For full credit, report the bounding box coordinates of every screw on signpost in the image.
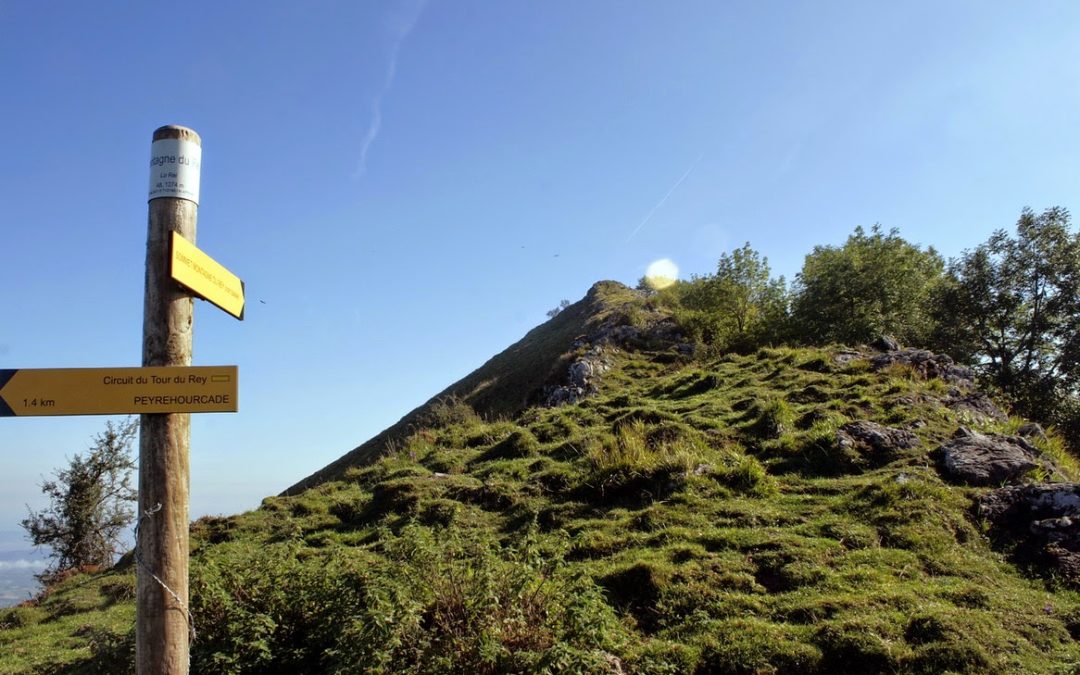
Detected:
[138,125,201,674]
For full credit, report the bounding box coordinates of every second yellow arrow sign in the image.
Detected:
[170,232,245,320]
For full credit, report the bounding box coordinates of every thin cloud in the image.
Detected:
[0,559,47,570]
[355,0,427,179]
[626,152,705,242]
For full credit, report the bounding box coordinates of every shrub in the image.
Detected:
[86,625,136,675]
[188,526,627,674]
[22,419,138,582]
[421,395,481,430]
[190,543,346,673]
[328,526,626,673]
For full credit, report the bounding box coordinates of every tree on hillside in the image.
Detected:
[22,419,138,581]
[791,225,943,346]
[546,299,571,319]
[679,243,788,350]
[931,207,1080,431]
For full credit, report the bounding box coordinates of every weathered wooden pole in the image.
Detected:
[138,125,201,674]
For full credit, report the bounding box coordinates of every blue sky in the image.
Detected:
[1,1,1078,542]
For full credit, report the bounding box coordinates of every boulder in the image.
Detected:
[943,390,1007,422]
[869,348,975,386]
[833,349,864,366]
[590,301,683,351]
[871,335,901,352]
[543,384,589,407]
[979,483,1080,522]
[568,360,593,387]
[935,427,1041,486]
[978,483,1080,585]
[605,324,642,344]
[1018,422,1047,441]
[545,345,612,406]
[836,421,920,466]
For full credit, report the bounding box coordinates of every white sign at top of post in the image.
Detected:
[148,138,202,204]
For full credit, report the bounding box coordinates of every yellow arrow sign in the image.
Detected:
[170,232,245,319]
[0,366,238,416]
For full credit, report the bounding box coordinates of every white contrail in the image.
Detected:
[626,152,705,242]
[355,0,427,179]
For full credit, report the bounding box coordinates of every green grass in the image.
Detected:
[0,567,135,673]
[5,301,1080,672]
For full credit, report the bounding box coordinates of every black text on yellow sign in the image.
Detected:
[0,366,238,416]
[170,232,245,320]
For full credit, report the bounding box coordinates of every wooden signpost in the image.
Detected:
[138,124,244,674]
[3,125,242,674]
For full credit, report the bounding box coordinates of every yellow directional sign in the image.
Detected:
[170,232,245,320]
[0,366,238,416]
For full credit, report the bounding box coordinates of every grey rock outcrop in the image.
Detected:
[871,335,901,352]
[832,349,864,366]
[836,421,920,466]
[544,345,614,406]
[869,348,975,386]
[934,427,1044,486]
[598,316,686,352]
[568,359,595,387]
[942,390,1007,422]
[1018,422,1047,441]
[544,294,688,407]
[979,483,1080,584]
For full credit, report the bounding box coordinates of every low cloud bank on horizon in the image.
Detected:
[0,559,47,570]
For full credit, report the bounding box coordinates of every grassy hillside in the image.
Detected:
[284,281,643,495]
[4,286,1080,673]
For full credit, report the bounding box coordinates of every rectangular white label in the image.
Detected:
[148,138,202,204]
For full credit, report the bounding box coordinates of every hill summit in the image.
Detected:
[5,281,1080,673]
[285,281,676,494]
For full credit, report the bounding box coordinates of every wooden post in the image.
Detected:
[138,125,201,674]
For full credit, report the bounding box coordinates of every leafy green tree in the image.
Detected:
[679,243,788,350]
[791,225,943,346]
[931,207,1080,428]
[21,419,138,580]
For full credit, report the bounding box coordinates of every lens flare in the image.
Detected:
[644,258,679,290]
